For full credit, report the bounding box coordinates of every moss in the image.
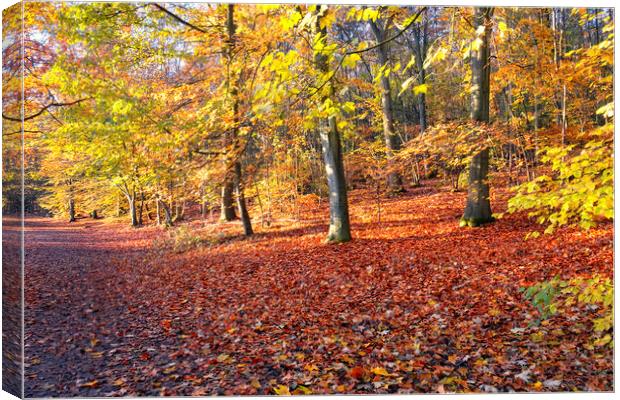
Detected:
[459,216,495,228]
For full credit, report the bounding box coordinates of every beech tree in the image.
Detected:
[461,7,494,227]
[370,12,404,193]
[313,6,351,243]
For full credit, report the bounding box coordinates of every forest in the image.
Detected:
[1,2,614,396]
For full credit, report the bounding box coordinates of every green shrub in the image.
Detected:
[506,123,613,235]
[522,274,613,347]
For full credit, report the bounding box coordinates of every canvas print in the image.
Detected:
[1,1,614,397]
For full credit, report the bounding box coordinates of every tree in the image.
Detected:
[313,6,351,243]
[225,4,253,236]
[369,11,404,193]
[461,7,494,227]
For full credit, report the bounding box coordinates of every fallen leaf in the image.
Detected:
[273,385,291,395]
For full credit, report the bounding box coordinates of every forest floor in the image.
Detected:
[23,181,613,396]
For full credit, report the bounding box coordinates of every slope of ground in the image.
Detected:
[23,183,613,396]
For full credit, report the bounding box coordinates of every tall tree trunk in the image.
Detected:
[412,15,429,134]
[370,19,404,193]
[220,4,240,223]
[226,4,253,236]
[314,8,351,243]
[461,7,494,227]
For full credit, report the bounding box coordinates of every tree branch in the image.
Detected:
[2,98,91,122]
[151,3,207,33]
[346,7,427,56]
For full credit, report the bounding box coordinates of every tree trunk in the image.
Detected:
[315,9,351,243]
[370,19,404,193]
[128,195,138,227]
[234,161,253,236]
[412,16,429,134]
[173,201,184,222]
[220,4,239,223]
[68,198,76,222]
[461,7,494,227]
[201,201,208,219]
[224,3,252,237]
[220,181,237,221]
[156,198,161,225]
[138,193,144,225]
[116,194,122,217]
[158,199,173,227]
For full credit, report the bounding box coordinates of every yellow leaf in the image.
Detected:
[304,364,319,373]
[340,354,355,365]
[471,38,483,52]
[80,380,99,389]
[531,332,544,342]
[533,381,543,390]
[250,379,261,389]
[594,334,611,347]
[413,84,428,96]
[273,384,291,395]
[488,308,501,317]
[371,367,391,376]
[293,385,313,395]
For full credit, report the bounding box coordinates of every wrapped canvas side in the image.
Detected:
[2,2,24,398]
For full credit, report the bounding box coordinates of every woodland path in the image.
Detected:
[23,186,613,396]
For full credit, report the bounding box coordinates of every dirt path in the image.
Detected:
[23,188,613,396]
[24,217,161,397]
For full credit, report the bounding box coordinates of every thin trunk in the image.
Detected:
[156,198,161,225]
[234,161,253,236]
[226,4,252,236]
[376,181,381,224]
[412,17,429,133]
[219,6,238,222]
[138,192,145,225]
[253,179,267,227]
[158,199,173,227]
[370,19,404,193]
[116,194,122,217]
[561,83,567,148]
[201,201,208,219]
[462,7,494,227]
[533,94,539,177]
[68,198,76,222]
[314,9,351,243]
[144,201,153,222]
